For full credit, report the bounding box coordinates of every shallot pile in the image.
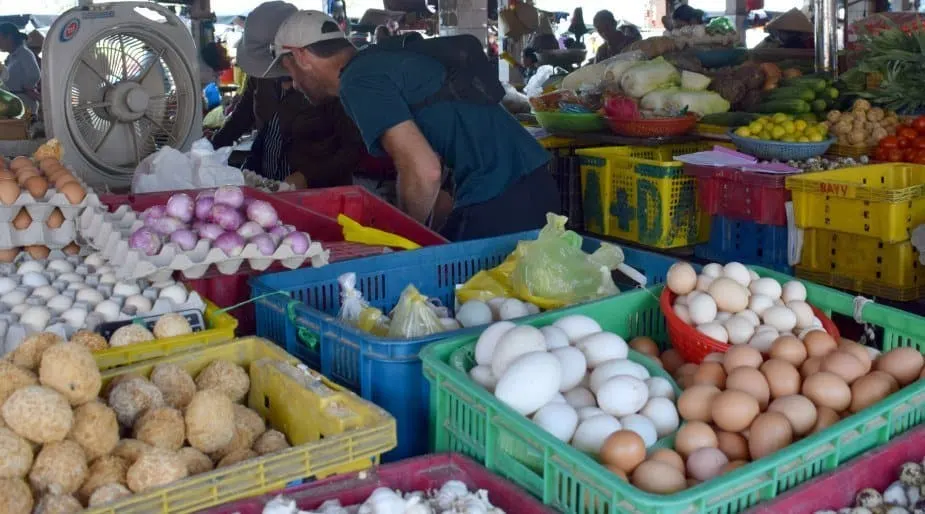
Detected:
[128,186,310,258]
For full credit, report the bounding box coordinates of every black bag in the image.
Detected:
[365,33,505,112]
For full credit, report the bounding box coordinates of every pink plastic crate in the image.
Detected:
[199,453,556,514]
[685,164,790,226]
[749,427,925,514]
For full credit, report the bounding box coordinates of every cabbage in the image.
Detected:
[603,60,642,86]
[641,87,681,113]
[681,71,712,91]
[666,90,731,116]
[620,57,680,98]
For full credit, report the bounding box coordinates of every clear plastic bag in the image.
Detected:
[387,285,446,339]
[338,272,390,336]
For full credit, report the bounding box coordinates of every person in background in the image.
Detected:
[373,24,392,43]
[593,10,633,62]
[265,11,558,240]
[520,47,539,83]
[26,31,43,67]
[755,8,814,49]
[620,23,643,45]
[0,23,41,115]
[663,4,705,31]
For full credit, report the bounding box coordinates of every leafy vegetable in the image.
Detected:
[666,91,731,116]
[620,57,681,98]
[681,71,712,91]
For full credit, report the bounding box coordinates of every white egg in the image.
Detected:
[1,290,27,308]
[31,285,57,301]
[735,310,761,327]
[702,263,723,278]
[673,304,692,324]
[524,302,540,315]
[486,297,506,319]
[715,311,733,323]
[440,318,461,331]
[95,266,114,276]
[532,403,579,442]
[666,262,697,295]
[749,278,783,299]
[675,295,689,306]
[724,316,756,345]
[76,288,104,306]
[98,273,117,285]
[0,277,16,296]
[16,261,44,274]
[495,352,562,416]
[688,294,717,325]
[61,307,88,328]
[46,259,74,274]
[22,272,50,290]
[468,365,498,392]
[749,270,761,282]
[619,413,659,447]
[553,315,602,343]
[697,322,728,343]
[47,295,73,314]
[113,282,142,298]
[787,301,815,330]
[498,298,530,320]
[640,397,680,438]
[67,282,85,291]
[549,393,567,404]
[474,321,516,366]
[540,325,570,350]
[695,274,714,292]
[748,294,775,316]
[763,306,798,333]
[577,406,606,421]
[94,300,121,322]
[490,325,547,378]
[575,332,629,368]
[723,262,752,287]
[84,253,105,267]
[11,304,28,316]
[571,415,622,454]
[781,281,807,303]
[645,376,676,401]
[158,284,188,305]
[589,359,650,393]
[20,306,51,331]
[748,327,779,352]
[58,273,83,284]
[551,346,588,392]
[563,387,597,409]
[123,294,153,314]
[597,375,648,417]
[456,301,493,328]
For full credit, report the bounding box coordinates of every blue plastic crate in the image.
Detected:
[250,230,680,461]
[695,216,792,273]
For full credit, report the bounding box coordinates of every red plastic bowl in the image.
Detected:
[659,287,841,364]
[605,113,698,138]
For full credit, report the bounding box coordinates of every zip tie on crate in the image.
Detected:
[853,295,877,345]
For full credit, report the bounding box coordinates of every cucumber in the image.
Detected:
[781,77,828,92]
[766,87,816,102]
[699,112,760,127]
[795,113,818,123]
[755,99,811,114]
[811,99,828,113]
[825,87,840,100]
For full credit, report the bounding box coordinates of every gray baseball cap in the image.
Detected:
[263,10,346,78]
[236,1,298,78]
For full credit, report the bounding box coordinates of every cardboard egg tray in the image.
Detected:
[0,184,102,249]
[78,204,331,282]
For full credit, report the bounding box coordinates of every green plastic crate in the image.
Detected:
[421,268,925,514]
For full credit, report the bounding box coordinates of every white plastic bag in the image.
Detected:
[337,272,367,324]
[131,138,245,193]
[523,65,557,98]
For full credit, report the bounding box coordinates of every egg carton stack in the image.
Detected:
[78,204,330,282]
[0,251,205,356]
[0,187,102,248]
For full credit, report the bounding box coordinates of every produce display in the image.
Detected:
[873,114,925,163]
[733,113,830,143]
[262,481,505,514]
[0,341,292,512]
[754,75,842,116]
[783,155,871,171]
[826,99,900,149]
[813,458,925,513]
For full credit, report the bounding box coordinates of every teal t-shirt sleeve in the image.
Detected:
[339,64,413,156]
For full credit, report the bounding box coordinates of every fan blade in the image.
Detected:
[93,122,117,153]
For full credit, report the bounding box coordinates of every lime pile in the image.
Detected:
[734,113,829,143]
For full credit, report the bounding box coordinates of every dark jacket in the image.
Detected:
[211,77,280,149]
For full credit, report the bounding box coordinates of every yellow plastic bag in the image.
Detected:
[337,272,389,335]
[455,253,517,304]
[387,285,445,338]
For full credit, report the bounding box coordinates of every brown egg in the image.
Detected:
[674,421,718,458]
[769,336,808,367]
[604,464,627,481]
[38,158,59,172]
[0,170,14,180]
[0,180,20,205]
[721,460,748,473]
[802,371,851,412]
[649,356,663,368]
[800,357,823,378]
[712,390,760,432]
[54,173,78,188]
[15,167,38,185]
[838,339,873,373]
[875,347,925,386]
[648,448,685,474]
[660,349,684,375]
[686,478,700,488]
[0,247,20,262]
[10,156,32,170]
[747,412,793,460]
[693,362,727,389]
[811,406,840,434]
[59,181,86,205]
[704,352,726,363]
[678,384,722,423]
[820,351,866,384]
[23,176,48,199]
[44,165,65,181]
[686,447,729,482]
[716,431,750,461]
[46,208,65,229]
[760,359,802,399]
[676,362,699,378]
[600,430,647,473]
[849,373,895,413]
[767,395,817,436]
[25,245,49,259]
[62,241,81,255]
[867,370,900,393]
[803,331,838,358]
[632,460,688,494]
[723,345,764,374]
[725,367,771,410]
[12,209,31,230]
[629,336,660,358]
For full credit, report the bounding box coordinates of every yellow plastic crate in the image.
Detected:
[577,142,724,248]
[796,227,924,302]
[92,300,238,371]
[87,337,397,514]
[787,164,925,243]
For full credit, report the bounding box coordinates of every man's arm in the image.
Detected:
[380,120,442,223]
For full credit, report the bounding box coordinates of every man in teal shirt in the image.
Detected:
[264,11,559,240]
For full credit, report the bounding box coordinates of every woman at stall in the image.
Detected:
[0,23,41,116]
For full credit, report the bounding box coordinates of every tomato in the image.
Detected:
[879,135,900,148]
[912,137,925,149]
[903,148,919,161]
[913,153,925,165]
[898,126,919,140]
[874,147,889,161]
[898,137,912,149]
[887,148,905,162]
[912,116,925,132]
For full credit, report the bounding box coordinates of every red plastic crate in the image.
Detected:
[199,453,556,514]
[749,427,925,514]
[276,185,448,247]
[685,164,790,226]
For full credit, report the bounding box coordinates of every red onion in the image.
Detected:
[150,216,187,235]
[237,221,264,239]
[169,229,198,251]
[213,185,244,208]
[194,196,214,221]
[129,228,163,256]
[142,205,167,228]
[166,193,195,222]
[198,223,224,241]
[249,233,276,256]
[209,204,244,231]
[214,231,245,257]
[282,231,310,253]
[246,200,279,228]
[196,190,214,201]
[269,224,294,240]
[191,220,205,231]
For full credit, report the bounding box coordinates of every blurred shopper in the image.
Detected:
[0,23,40,115]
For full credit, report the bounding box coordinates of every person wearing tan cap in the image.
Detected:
[756,8,814,49]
